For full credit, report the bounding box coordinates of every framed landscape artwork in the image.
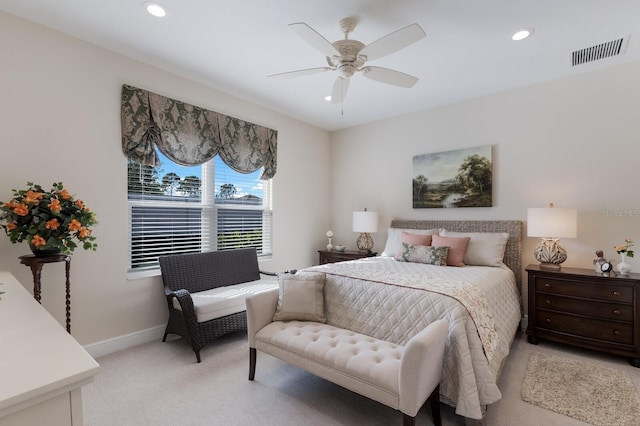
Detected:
[412,145,493,208]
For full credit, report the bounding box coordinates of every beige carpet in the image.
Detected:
[521,352,640,426]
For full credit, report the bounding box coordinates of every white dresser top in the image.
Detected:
[0,271,100,416]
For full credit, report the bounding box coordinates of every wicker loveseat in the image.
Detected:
[159,248,279,362]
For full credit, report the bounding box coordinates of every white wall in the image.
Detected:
[2,10,639,345]
[0,12,331,345]
[330,60,640,306]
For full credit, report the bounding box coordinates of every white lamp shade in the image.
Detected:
[527,207,577,238]
[353,211,378,233]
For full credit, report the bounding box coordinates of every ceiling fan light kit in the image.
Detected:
[270,17,426,104]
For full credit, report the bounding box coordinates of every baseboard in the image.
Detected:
[83,325,165,359]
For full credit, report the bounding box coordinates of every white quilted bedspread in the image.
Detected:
[306,257,522,420]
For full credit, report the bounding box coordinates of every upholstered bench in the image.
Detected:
[159,248,280,362]
[246,281,448,426]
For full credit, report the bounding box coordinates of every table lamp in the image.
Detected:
[527,203,577,270]
[353,208,378,253]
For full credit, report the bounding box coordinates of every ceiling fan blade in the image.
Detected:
[359,23,426,61]
[289,22,340,58]
[268,67,333,78]
[361,66,419,88]
[331,77,350,104]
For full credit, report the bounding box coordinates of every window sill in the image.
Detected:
[127,268,161,281]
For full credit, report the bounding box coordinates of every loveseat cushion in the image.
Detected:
[173,279,277,323]
[255,321,402,396]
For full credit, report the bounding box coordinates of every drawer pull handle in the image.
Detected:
[544,283,551,288]
[613,291,621,296]
[613,330,621,336]
[613,309,621,315]
[545,299,552,305]
[545,318,551,323]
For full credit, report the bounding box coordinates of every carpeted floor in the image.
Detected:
[521,352,640,426]
[83,330,640,426]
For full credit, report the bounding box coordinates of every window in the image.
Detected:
[127,151,272,274]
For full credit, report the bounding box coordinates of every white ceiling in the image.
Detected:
[1,0,639,131]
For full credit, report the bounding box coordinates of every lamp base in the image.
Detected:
[534,238,567,269]
[356,232,374,253]
[538,262,562,270]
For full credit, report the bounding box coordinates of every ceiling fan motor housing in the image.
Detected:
[328,39,366,76]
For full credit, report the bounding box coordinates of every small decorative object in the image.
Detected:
[593,250,610,273]
[334,245,345,252]
[614,237,634,275]
[353,208,378,253]
[593,251,614,274]
[527,203,577,270]
[326,230,334,251]
[0,182,98,256]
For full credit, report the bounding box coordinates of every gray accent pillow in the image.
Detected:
[273,272,326,322]
[396,243,450,266]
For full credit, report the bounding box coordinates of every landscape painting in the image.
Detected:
[412,145,493,208]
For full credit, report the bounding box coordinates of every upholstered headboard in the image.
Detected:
[390,219,523,289]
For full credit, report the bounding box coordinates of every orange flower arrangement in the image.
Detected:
[0,182,97,253]
[615,238,634,258]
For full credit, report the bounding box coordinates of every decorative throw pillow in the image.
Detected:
[439,230,509,267]
[273,272,326,322]
[431,235,470,267]
[401,231,433,247]
[381,228,439,257]
[396,243,449,266]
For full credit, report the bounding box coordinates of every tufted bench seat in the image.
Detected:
[247,288,448,426]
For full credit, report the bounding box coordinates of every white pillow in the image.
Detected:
[439,230,509,267]
[381,228,439,257]
[273,272,326,322]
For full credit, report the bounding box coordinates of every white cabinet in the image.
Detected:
[0,271,99,425]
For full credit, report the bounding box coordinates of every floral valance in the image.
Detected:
[120,84,277,179]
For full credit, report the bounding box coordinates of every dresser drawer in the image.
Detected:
[535,310,633,345]
[535,277,633,302]
[535,294,633,321]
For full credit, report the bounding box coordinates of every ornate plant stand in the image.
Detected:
[19,254,72,333]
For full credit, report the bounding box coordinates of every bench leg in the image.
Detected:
[402,413,415,426]
[428,384,442,426]
[249,348,256,380]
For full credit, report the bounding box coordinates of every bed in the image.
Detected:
[305,219,523,421]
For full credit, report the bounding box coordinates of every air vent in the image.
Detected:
[571,37,628,66]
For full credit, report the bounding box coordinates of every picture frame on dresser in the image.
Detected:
[526,264,640,367]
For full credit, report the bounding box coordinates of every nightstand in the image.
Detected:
[526,264,640,367]
[318,250,377,264]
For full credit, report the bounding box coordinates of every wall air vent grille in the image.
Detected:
[571,37,627,66]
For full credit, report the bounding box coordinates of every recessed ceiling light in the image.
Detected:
[324,95,332,102]
[512,28,534,41]
[144,2,167,18]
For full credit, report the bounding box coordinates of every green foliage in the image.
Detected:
[455,154,492,195]
[179,176,202,196]
[217,183,237,199]
[217,230,262,251]
[127,160,164,195]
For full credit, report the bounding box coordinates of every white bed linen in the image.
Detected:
[306,256,522,420]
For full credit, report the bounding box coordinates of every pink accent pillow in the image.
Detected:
[401,232,432,247]
[431,235,471,267]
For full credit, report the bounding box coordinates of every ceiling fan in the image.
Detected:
[269,18,426,104]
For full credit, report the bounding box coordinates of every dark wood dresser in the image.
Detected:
[318,250,377,264]
[526,264,640,367]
